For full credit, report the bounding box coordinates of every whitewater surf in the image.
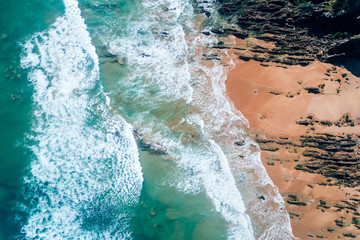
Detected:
[15,0,295,239]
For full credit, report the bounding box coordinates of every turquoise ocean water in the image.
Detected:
[0,0,295,239]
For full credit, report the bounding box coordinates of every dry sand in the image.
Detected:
[226,57,360,137]
[225,53,360,239]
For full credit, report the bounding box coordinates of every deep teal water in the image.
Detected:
[0,0,295,239]
[0,1,64,238]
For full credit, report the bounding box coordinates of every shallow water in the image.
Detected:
[1,0,294,239]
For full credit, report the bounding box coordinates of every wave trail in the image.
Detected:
[20,0,143,239]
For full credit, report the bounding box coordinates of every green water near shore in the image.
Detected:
[131,150,228,240]
[92,44,230,240]
[77,1,232,238]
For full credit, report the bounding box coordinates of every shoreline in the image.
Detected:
[225,50,360,239]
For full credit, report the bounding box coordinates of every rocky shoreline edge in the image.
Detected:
[194,0,360,239]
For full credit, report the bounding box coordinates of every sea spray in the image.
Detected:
[20,0,142,239]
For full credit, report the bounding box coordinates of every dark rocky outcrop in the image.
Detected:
[296,114,360,128]
[295,133,360,186]
[212,0,360,73]
[256,131,360,187]
[287,194,307,206]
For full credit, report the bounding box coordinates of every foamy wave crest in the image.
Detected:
[20,0,143,239]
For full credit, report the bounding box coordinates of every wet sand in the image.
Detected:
[225,53,360,239]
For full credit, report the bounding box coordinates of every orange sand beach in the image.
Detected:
[225,54,360,239]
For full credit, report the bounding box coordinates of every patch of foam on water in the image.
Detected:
[107,2,193,104]
[20,0,143,239]
[174,134,255,238]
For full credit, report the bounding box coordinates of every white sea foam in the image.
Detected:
[20,0,142,239]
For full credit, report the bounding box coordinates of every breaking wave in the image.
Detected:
[20,0,143,239]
